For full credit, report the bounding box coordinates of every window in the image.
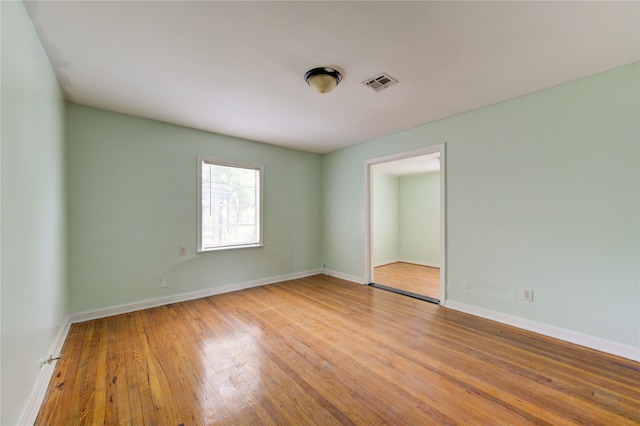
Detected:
[197,157,263,252]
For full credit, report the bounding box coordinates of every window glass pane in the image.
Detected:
[200,160,261,250]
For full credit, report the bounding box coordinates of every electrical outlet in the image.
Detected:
[179,245,187,256]
[161,277,168,288]
[522,288,533,302]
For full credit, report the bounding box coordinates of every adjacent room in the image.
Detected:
[2,1,638,424]
[370,151,443,303]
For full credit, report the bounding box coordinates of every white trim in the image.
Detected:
[364,145,444,168]
[438,147,446,306]
[364,144,446,306]
[323,270,365,285]
[70,269,321,324]
[364,160,373,283]
[445,300,640,362]
[18,317,72,426]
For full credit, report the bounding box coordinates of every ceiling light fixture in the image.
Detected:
[304,67,342,94]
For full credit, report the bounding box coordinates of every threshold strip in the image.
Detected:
[369,282,440,304]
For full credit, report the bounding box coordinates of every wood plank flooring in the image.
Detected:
[37,275,639,425]
[374,262,440,299]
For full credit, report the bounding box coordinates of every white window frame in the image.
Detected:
[197,156,263,252]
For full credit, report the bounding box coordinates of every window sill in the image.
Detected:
[197,243,263,253]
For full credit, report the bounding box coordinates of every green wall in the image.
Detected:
[0,1,68,423]
[322,63,639,348]
[372,172,440,267]
[399,173,440,266]
[67,104,322,314]
[372,172,399,266]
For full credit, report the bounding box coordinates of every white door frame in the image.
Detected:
[364,144,446,305]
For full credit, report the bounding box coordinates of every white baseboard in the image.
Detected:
[445,300,640,362]
[324,269,365,284]
[373,260,399,268]
[373,259,440,269]
[18,317,72,426]
[399,259,440,268]
[70,269,322,324]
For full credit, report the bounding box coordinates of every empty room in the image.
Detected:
[1,1,639,424]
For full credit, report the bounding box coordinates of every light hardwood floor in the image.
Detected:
[374,262,440,299]
[37,275,639,425]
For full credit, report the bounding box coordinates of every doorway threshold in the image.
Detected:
[369,283,440,304]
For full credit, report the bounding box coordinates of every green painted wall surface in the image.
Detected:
[399,173,440,266]
[67,105,322,314]
[372,172,399,266]
[322,64,640,348]
[0,1,68,423]
[372,172,440,267]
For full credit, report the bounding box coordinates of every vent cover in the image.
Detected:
[363,73,398,92]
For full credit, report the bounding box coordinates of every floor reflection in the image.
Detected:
[199,327,262,423]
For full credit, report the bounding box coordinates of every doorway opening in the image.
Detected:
[365,145,445,305]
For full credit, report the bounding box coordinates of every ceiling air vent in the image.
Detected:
[363,73,398,92]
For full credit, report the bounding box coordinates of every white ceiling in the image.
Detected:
[24,1,639,154]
